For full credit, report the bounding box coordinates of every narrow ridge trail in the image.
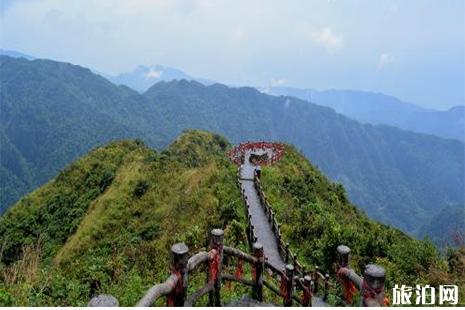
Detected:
[239,149,286,271]
[238,148,329,307]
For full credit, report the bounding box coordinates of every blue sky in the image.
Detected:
[1,0,464,109]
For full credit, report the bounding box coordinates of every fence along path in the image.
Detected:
[239,148,285,271]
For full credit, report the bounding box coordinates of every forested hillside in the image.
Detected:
[0,56,168,212]
[1,131,462,306]
[1,56,463,243]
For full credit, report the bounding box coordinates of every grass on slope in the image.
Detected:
[259,144,465,305]
[0,131,247,306]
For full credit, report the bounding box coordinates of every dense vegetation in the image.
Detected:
[0,131,247,306]
[1,55,464,244]
[258,145,465,305]
[1,131,463,306]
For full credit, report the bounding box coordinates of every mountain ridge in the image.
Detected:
[0,56,463,244]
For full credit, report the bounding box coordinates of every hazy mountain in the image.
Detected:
[0,55,168,212]
[107,64,213,92]
[262,87,465,141]
[1,56,463,244]
[418,204,465,247]
[0,49,35,60]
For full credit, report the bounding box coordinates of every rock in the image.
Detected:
[87,294,119,307]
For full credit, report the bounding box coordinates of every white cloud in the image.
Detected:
[146,68,162,79]
[310,27,344,54]
[270,78,286,87]
[377,53,394,70]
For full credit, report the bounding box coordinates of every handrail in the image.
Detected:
[263,279,282,297]
[184,283,213,307]
[92,232,387,308]
[187,251,208,271]
[136,274,179,306]
[222,273,255,286]
[336,245,387,306]
[224,246,257,264]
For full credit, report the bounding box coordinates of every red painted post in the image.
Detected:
[283,264,295,306]
[336,245,357,305]
[323,273,329,301]
[252,242,264,301]
[361,264,386,307]
[302,275,312,307]
[313,266,319,295]
[167,243,189,306]
[208,229,224,307]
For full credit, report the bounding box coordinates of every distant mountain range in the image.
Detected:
[0,49,35,60]
[1,55,463,245]
[3,49,463,143]
[261,86,465,142]
[105,64,213,92]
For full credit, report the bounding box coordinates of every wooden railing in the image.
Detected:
[87,229,317,306]
[87,231,387,307]
[236,164,332,305]
[227,141,285,166]
[336,245,388,307]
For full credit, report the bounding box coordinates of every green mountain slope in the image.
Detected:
[0,131,246,305]
[1,56,463,243]
[1,131,462,306]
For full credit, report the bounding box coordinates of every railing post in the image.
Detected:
[293,254,298,270]
[337,245,350,268]
[361,264,386,307]
[302,275,312,306]
[285,243,290,263]
[313,266,319,295]
[249,224,255,244]
[283,264,295,306]
[208,229,224,307]
[336,245,356,305]
[252,242,264,301]
[323,273,329,301]
[167,243,189,306]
